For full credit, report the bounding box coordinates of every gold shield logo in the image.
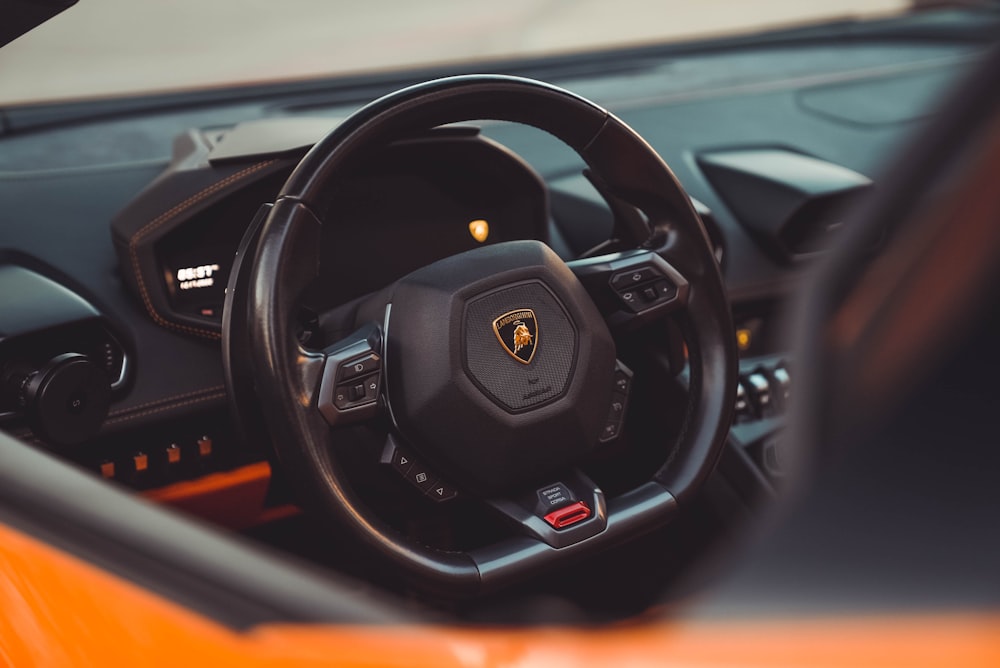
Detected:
[492,309,538,364]
[468,219,490,243]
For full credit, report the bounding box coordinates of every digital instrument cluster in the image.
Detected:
[113,125,549,336]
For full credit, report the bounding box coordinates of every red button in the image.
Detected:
[543,501,591,529]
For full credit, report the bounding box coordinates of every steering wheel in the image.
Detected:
[223,75,736,596]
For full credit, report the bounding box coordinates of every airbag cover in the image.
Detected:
[385,241,615,493]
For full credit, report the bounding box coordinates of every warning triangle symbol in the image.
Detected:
[435,487,444,496]
[399,456,408,465]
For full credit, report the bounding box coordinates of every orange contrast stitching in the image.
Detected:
[104,392,228,426]
[128,159,280,340]
[107,385,226,417]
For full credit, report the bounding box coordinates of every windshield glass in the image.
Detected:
[1,0,911,106]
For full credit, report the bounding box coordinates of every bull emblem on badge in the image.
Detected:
[512,321,533,354]
[492,309,538,364]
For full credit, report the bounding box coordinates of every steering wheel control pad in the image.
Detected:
[316,323,384,427]
[385,240,616,494]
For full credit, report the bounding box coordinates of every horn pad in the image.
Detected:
[385,241,616,493]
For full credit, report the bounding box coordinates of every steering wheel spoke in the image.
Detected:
[315,322,386,427]
[469,480,679,591]
[567,249,689,332]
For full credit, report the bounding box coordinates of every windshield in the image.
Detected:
[1,0,912,106]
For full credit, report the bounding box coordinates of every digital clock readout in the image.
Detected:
[175,263,220,290]
[164,255,229,318]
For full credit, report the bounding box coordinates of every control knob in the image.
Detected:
[7,353,111,446]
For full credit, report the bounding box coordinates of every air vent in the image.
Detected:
[0,265,129,434]
[0,322,128,407]
[779,194,863,256]
[697,148,871,263]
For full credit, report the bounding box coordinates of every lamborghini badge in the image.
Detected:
[493,309,538,364]
[468,219,490,243]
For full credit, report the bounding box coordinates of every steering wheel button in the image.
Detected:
[427,483,457,502]
[543,501,592,529]
[609,266,659,290]
[393,452,414,476]
[340,353,381,381]
[380,436,422,478]
[600,420,622,442]
[618,290,644,312]
[608,396,627,419]
[408,468,439,493]
[333,376,379,410]
[333,388,349,409]
[363,374,380,401]
[652,279,677,301]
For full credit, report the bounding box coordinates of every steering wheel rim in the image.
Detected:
[226,75,737,596]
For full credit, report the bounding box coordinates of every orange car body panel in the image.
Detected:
[1,523,998,667]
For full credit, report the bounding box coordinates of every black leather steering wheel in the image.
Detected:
[224,75,736,596]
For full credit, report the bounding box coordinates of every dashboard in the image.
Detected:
[0,10,992,539]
